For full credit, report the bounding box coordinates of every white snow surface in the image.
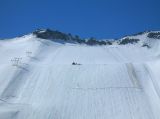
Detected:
[0,34,160,119]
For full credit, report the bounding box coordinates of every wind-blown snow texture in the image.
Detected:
[0,30,160,119]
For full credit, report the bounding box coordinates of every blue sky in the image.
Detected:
[0,0,160,39]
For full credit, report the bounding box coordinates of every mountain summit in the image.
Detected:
[32,28,160,47]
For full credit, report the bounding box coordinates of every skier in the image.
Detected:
[72,62,76,65]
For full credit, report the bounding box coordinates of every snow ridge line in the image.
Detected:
[126,63,141,88]
[0,67,29,100]
[143,64,160,100]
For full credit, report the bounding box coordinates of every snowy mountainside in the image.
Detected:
[0,30,160,119]
[33,29,160,47]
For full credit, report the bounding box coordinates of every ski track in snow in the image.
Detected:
[0,36,159,119]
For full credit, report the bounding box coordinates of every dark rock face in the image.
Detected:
[33,29,70,41]
[86,37,107,45]
[86,40,112,46]
[119,38,139,45]
[106,41,112,45]
[33,29,87,44]
[85,37,113,46]
[147,32,160,39]
[142,43,151,48]
[33,29,110,45]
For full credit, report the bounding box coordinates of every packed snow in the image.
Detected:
[0,32,160,119]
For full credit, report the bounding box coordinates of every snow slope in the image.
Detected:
[0,32,160,119]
